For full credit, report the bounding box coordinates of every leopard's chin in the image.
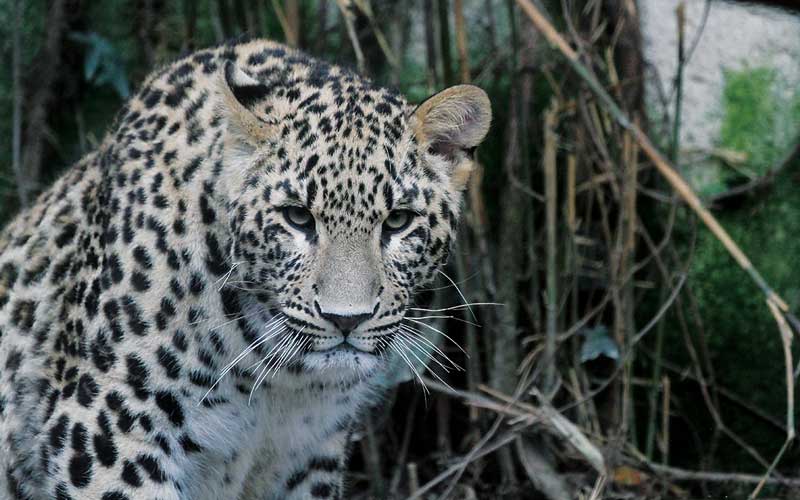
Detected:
[299,345,384,378]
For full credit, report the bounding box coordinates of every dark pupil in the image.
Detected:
[290,208,310,225]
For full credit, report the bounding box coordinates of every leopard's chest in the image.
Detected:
[177,380,370,500]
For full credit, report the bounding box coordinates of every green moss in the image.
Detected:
[719,67,780,170]
[656,66,800,473]
[718,67,800,177]
[686,173,800,471]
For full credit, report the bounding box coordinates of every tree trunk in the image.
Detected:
[20,0,69,204]
[423,0,438,90]
[11,0,25,206]
[183,0,198,51]
[209,0,225,42]
[437,0,454,86]
[314,0,329,52]
[285,0,300,47]
[138,0,156,67]
[217,0,233,39]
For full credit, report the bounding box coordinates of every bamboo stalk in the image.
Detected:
[272,0,298,48]
[660,376,671,466]
[514,0,791,318]
[285,0,300,47]
[454,0,470,83]
[423,0,438,90]
[438,0,454,86]
[648,2,686,461]
[543,100,559,392]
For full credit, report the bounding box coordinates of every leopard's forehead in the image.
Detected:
[238,57,431,231]
[252,64,412,163]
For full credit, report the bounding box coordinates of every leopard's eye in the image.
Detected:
[383,209,415,235]
[282,206,315,232]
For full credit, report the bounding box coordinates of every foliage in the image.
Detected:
[580,325,619,363]
[68,32,130,99]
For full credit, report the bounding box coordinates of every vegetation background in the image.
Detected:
[3,0,800,498]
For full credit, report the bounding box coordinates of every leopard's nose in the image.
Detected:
[320,311,372,336]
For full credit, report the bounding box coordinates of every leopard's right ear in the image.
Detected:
[218,61,277,150]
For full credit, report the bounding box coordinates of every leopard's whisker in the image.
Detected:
[408,314,482,328]
[437,269,477,321]
[414,271,480,292]
[395,329,450,373]
[408,302,504,313]
[215,261,243,291]
[265,333,298,378]
[269,327,307,377]
[398,326,461,371]
[199,316,288,405]
[402,318,467,355]
[247,327,292,374]
[249,333,295,404]
[208,309,264,331]
[221,315,287,373]
[389,340,429,396]
[282,336,311,371]
[394,334,455,392]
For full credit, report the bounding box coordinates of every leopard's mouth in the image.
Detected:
[314,342,371,354]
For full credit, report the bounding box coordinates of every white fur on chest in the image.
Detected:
[178,378,373,500]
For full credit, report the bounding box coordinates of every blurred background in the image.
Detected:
[3,0,800,498]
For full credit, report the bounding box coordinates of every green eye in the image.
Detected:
[282,206,315,232]
[383,209,415,234]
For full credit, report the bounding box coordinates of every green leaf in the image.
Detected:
[109,70,130,99]
[69,31,130,100]
[84,45,101,80]
[580,325,619,363]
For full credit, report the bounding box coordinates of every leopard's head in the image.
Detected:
[218,60,491,379]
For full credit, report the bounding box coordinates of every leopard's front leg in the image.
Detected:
[281,442,348,500]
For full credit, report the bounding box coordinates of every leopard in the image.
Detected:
[0,38,491,500]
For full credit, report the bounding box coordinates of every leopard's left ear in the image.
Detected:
[218,61,277,152]
[412,85,492,190]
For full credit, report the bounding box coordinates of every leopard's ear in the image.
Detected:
[219,61,276,151]
[412,85,491,190]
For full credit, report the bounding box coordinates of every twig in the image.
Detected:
[514,0,793,320]
[336,0,366,73]
[643,462,800,487]
[543,100,559,392]
[710,141,800,204]
[408,432,518,499]
[515,437,571,500]
[750,300,796,498]
[389,391,419,495]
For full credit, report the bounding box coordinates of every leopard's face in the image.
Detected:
[220,63,491,378]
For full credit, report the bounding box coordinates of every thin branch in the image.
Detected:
[515,0,794,322]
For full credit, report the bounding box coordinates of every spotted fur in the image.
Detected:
[0,39,491,500]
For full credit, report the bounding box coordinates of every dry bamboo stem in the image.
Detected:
[643,462,800,487]
[454,0,470,83]
[751,301,796,498]
[514,0,791,318]
[336,0,366,73]
[271,0,298,47]
[543,100,559,392]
